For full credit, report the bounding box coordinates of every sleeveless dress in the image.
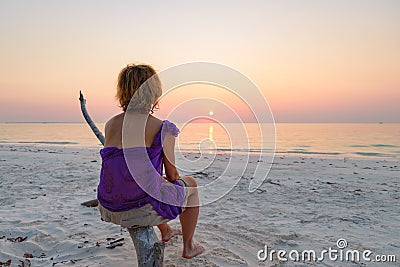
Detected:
[97,120,187,227]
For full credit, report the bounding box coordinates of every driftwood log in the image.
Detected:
[79,91,165,266]
[79,91,105,145]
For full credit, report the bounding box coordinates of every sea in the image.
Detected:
[0,123,399,160]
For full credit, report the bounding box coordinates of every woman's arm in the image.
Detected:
[103,120,112,147]
[162,132,179,182]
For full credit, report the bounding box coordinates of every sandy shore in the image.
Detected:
[0,144,399,266]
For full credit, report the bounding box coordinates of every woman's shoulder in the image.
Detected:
[148,115,163,125]
[105,113,124,131]
[147,115,164,133]
[148,116,179,137]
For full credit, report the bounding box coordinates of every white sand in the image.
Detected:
[0,144,399,266]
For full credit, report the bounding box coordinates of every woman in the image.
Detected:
[97,64,205,259]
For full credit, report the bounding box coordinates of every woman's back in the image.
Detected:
[104,113,163,149]
[98,115,184,219]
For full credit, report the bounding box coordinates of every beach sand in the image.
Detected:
[0,144,398,266]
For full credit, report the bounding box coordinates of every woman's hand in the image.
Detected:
[163,175,178,183]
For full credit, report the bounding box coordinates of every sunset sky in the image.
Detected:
[0,0,399,123]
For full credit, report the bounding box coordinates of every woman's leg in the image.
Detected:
[157,223,181,242]
[179,176,205,258]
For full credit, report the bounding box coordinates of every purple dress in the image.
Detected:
[97,120,185,220]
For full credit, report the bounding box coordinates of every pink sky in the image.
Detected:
[0,1,399,123]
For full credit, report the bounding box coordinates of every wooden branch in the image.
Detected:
[79,90,101,208]
[79,91,105,146]
[79,91,165,266]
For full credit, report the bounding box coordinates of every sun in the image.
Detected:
[209,111,214,116]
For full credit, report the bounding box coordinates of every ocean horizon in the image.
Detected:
[1,122,399,161]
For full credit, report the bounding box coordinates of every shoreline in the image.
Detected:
[1,143,399,162]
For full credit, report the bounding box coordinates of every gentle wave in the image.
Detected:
[354,152,394,157]
[370,144,400,148]
[178,148,274,153]
[286,150,342,156]
[349,145,369,148]
[350,144,400,148]
[0,141,79,145]
[178,148,399,159]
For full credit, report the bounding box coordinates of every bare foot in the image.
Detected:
[161,228,182,242]
[182,243,205,259]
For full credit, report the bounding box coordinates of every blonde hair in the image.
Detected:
[116,64,162,113]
